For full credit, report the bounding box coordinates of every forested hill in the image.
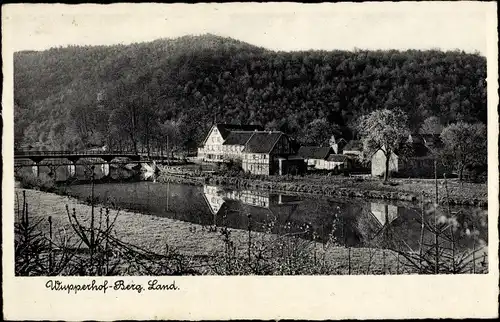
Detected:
[14,34,487,152]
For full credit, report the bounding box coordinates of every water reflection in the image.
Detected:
[63,182,487,254]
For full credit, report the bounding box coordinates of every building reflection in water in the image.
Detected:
[370,203,400,228]
[202,185,303,214]
[202,185,226,215]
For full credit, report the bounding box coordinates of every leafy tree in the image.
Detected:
[440,121,487,181]
[420,116,443,135]
[301,118,342,146]
[357,109,410,181]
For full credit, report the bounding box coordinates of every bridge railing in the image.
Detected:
[14,150,139,157]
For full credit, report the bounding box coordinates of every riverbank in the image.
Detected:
[15,188,406,275]
[157,169,488,207]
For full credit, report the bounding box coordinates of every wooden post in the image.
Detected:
[348,247,351,275]
[444,173,456,272]
[247,214,252,263]
[434,160,439,274]
[434,159,438,205]
[48,216,53,272]
[90,166,95,268]
[419,191,425,273]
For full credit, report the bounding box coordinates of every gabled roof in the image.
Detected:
[336,138,348,145]
[297,146,333,160]
[421,134,443,149]
[215,124,263,139]
[222,131,254,146]
[242,131,283,154]
[407,133,425,144]
[327,154,350,162]
[343,140,363,151]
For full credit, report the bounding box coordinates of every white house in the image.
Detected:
[197,124,263,162]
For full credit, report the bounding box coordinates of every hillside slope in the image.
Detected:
[14,34,487,152]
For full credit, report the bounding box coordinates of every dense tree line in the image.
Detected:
[14,34,487,152]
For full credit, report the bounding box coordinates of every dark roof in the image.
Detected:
[297,146,333,160]
[343,140,363,151]
[336,138,348,145]
[421,134,443,149]
[243,132,283,153]
[327,154,350,162]
[215,124,263,139]
[394,142,431,158]
[411,142,431,158]
[222,131,254,146]
[407,133,425,144]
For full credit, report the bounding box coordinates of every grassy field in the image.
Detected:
[14,188,406,275]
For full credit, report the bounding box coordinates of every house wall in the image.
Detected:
[371,150,443,178]
[306,158,348,171]
[242,153,271,175]
[371,150,399,177]
[221,145,245,161]
[306,158,326,169]
[242,135,299,175]
[397,158,442,178]
[273,135,293,154]
[324,160,347,170]
[198,126,225,162]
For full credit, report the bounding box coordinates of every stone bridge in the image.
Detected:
[14,150,151,177]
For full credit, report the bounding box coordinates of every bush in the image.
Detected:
[216,159,244,177]
[464,164,487,183]
[18,173,55,192]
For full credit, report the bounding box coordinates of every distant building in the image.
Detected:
[342,140,363,157]
[297,146,334,169]
[297,146,353,172]
[371,134,444,178]
[329,135,348,154]
[241,131,304,175]
[198,124,304,175]
[325,154,352,171]
[197,124,263,162]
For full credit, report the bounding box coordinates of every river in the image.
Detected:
[60,181,487,256]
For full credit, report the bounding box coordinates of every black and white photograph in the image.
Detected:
[2,2,498,320]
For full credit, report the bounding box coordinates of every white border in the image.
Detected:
[2,2,499,320]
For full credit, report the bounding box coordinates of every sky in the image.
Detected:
[2,2,494,55]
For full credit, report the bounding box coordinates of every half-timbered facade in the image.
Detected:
[241,131,303,175]
[197,124,263,162]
